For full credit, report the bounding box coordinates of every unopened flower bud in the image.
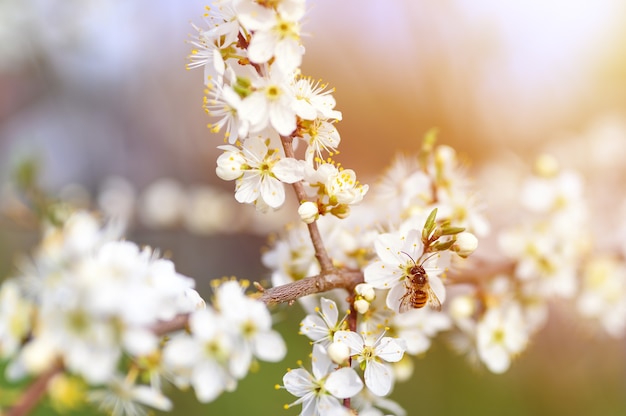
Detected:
[355,283,375,302]
[327,341,351,364]
[354,299,370,314]
[298,201,319,224]
[453,232,478,258]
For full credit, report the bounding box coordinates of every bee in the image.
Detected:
[399,252,441,313]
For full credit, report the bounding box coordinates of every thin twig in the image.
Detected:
[6,361,63,416]
[280,135,335,272]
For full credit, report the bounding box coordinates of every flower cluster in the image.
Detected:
[163,280,286,403]
[288,298,407,415]
[191,0,367,214]
[439,154,592,373]
[0,210,286,414]
[7,1,626,415]
[269,140,482,414]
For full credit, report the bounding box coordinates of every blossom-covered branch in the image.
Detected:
[3,1,626,416]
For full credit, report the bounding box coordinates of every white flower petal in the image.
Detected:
[235,173,261,204]
[253,330,286,362]
[300,314,329,342]
[316,395,344,415]
[122,328,158,356]
[269,99,297,136]
[311,343,332,380]
[364,360,394,396]
[333,330,364,355]
[273,158,305,183]
[133,385,173,411]
[260,176,285,208]
[375,337,405,363]
[320,297,339,327]
[386,282,406,312]
[325,367,363,398]
[374,233,410,265]
[192,361,229,402]
[283,368,314,397]
[248,30,277,64]
[364,261,402,289]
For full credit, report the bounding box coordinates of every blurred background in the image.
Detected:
[2,0,626,414]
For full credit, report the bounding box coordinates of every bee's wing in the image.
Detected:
[426,285,442,311]
[398,287,415,313]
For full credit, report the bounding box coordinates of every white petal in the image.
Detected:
[260,176,285,208]
[163,336,200,368]
[300,393,319,416]
[122,328,158,356]
[300,314,331,342]
[192,361,228,402]
[386,282,405,312]
[274,38,302,74]
[400,230,423,258]
[315,395,344,415]
[325,367,363,398]
[229,342,252,379]
[333,330,364,355]
[273,158,305,183]
[364,360,394,396]
[253,330,286,362]
[239,93,269,129]
[283,368,314,397]
[374,233,410,264]
[236,2,275,31]
[277,1,306,21]
[248,30,277,64]
[478,344,510,374]
[189,309,219,340]
[235,174,261,204]
[269,100,297,136]
[311,343,332,380]
[364,261,402,289]
[375,337,405,363]
[320,297,339,326]
[133,385,173,411]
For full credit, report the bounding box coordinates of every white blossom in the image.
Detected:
[283,344,363,416]
[476,304,529,374]
[333,331,405,397]
[300,297,347,346]
[216,137,305,209]
[364,229,449,313]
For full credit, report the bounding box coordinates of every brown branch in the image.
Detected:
[259,269,364,306]
[150,314,190,337]
[6,361,63,416]
[343,292,358,410]
[280,135,335,272]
